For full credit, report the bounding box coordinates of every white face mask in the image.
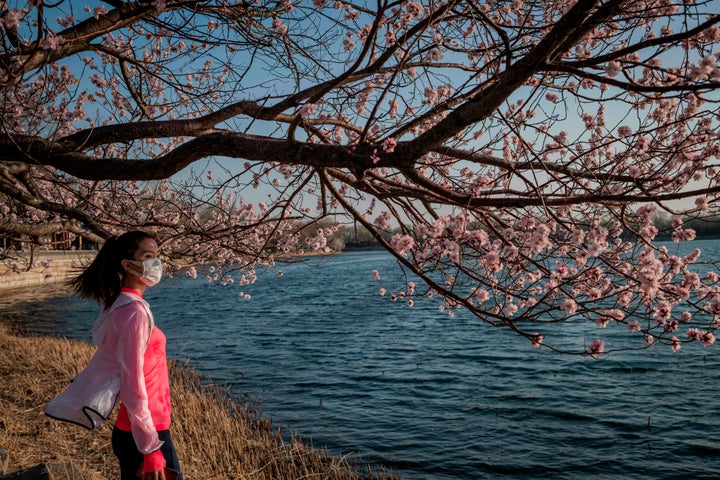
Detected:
[128,257,163,286]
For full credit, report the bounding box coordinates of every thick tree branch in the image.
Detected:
[394,0,615,163]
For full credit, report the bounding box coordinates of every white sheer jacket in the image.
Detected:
[45,291,163,454]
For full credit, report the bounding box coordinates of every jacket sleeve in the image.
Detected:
[114,304,164,455]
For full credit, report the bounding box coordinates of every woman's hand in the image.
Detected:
[140,449,167,479]
[141,469,166,480]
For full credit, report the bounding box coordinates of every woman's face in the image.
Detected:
[122,237,160,279]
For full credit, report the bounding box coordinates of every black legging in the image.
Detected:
[112,426,183,480]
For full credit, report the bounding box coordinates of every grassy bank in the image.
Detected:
[0,323,394,479]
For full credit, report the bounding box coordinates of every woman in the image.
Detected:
[46,231,182,480]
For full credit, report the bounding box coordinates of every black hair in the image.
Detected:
[68,230,156,308]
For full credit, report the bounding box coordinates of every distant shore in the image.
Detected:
[0,321,394,479]
[0,251,95,291]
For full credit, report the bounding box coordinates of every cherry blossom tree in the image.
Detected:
[1,0,720,354]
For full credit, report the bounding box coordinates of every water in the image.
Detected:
[2,241,720,479]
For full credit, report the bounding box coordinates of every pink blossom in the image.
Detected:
[94,6,108,19]
[637,248,664,300]
[406,1,423,16]
[605,61,623,78]
[617,290,633,307]
[530,333,544,348]
[635,135,651,153]
[357,23,372,41]
[299,102,317,118]
[653,301,672,322]
[272,17,288,35]
[388,99,399,119]
[374,211,390,229]
[672,228,696,242]
[627,320,641,332]
[354,99,367,119]
[528,223,553,254]
[639,225,658,241]
[407,299,415,308]
[382,138,397,153]
[670,336,681,352]
[306,230,327,250]
[442,239,461,264]
[57,15,76,28]
[424,87,439,105]
[2,9,20,30]
[702,331,716,347]
[712,300,720,319]
[604,309,625,322]
[343,33,356,51]
[560,298,577,315]
[702,26,720,41]
[372,270,380,281]
[569,227,585,245]
[683,249,701,264]
[379,288,387,296]
[664,320,679,333]
[588,338,605,357]
[687,328,702,341]
[689,55,717,81]
[40,34,64,50]
[390,234,415,255]
[481,250,502,272]
[618,125,633,138]
[473,288,489,303]
[695,196,710,212]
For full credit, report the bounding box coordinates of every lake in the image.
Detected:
[2,240,720,479]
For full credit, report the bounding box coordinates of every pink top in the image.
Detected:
[113,300,172,433]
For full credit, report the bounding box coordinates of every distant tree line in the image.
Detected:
[298,213,720,254]
[654,213,720,240]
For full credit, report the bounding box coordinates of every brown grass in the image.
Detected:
[0,323,395,479]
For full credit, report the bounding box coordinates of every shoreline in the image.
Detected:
[0,320,395,479]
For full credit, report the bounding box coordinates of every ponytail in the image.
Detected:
[68,231,155,308]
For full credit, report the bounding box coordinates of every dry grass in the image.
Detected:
[0,323,395,479]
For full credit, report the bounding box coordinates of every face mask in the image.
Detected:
[128,257,163,286]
